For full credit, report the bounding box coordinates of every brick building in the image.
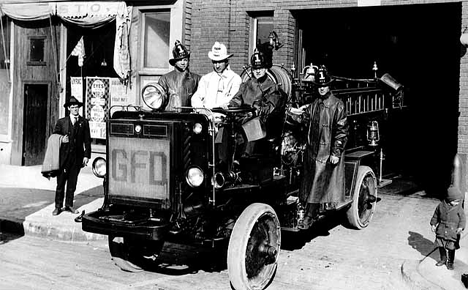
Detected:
[189,0,468,196]
[0,0,466,196]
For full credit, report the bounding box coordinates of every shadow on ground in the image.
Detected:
[408,231,438,261]
[0,186,102,242]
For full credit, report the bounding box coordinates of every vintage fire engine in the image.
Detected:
[82,61,404,290]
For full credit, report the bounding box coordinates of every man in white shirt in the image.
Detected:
[191,42,242,109]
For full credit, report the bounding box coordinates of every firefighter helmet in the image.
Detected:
[169,40,190,66]
[313,65,334,87]
[250,48,266,69]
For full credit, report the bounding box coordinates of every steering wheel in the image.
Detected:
[211,105,256,114]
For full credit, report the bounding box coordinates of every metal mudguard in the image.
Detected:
[81,209,169,240]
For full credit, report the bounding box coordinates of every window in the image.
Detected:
[28,36,46,65]
[249,13,274,57]
[142,10,170,70]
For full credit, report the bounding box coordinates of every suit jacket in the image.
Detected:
[53,115,91,169]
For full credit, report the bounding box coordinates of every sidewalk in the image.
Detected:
[402,245,468,290]
[2,163,468,289]
[0,162,106,242]
[401,204,468,290]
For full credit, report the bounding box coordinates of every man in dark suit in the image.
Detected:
[52,96,91,216]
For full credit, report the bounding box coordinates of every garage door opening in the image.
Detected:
[294,3,461,196]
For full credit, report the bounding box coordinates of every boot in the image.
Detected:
[436,247,447,266]
[298,203,318,230]
[447,249,455,270]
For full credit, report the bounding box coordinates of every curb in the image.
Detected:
[401,259,444,290]
[0,198,107,242]
[0,216,106,242]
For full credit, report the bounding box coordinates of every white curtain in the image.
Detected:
[0,2,132,80]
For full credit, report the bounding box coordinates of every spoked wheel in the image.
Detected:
[228,203,281,290]
[346,166,378,229]
[108,235,164,272]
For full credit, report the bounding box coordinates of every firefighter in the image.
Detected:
[158,40,201,111]
[289,65,348,230]
[225,48,285,156]
[191,41,242,109]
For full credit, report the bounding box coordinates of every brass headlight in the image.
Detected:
[142,83,166,110]
[92,157,107,178]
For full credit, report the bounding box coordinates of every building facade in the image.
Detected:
[0,0,467,195]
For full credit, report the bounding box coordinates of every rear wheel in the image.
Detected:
[227,203,281,290]
[108,235,164,272]
[346,166,377,229]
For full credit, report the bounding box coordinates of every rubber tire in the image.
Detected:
[227,203,281,290]
[108,235,164,272]
[346,166,377,229]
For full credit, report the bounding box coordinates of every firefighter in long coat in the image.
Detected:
[158,40,201,111]
[290,65,348,230]
[226,49,285,156]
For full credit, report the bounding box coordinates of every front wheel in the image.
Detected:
[108,235,164,272]
[346,166,377,229]
[227,203,281,290]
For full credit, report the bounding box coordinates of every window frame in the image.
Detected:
[138,8,172,75]
[27,36,47,66]
[248,12,274,60]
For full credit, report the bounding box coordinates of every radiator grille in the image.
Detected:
[108,136,170,204]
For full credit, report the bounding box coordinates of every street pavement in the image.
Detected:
[1,162,468,289]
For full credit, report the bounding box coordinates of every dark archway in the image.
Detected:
[296,3,461,197]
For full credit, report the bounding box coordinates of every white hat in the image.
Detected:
[208,42,233,61]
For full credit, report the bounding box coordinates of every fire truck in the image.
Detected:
[82,62,404,290]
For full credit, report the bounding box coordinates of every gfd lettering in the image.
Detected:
[111,149,167,185]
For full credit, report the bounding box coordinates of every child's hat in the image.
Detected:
[446,186,463,202]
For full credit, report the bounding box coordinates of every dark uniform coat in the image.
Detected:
[158,69,200,111]
[430,200,466,243]
[229,76,285,138]
[299,92,348,209]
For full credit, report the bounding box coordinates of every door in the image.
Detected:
[23,84,48,166]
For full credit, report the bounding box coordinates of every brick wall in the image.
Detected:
[190,0,468,192]
[461,1,468,192]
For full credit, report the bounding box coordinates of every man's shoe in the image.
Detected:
[436,260,446,267]
[52,208,61,216]
[63,206,79,214]
[447,262,454,270]
[74,210,85,223]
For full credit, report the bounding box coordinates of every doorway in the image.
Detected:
[23,83,48,166]
[295,3,461,195]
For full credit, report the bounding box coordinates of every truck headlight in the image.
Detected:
[142,83,165,110]
[92,157,107,178]
[186,167,204,187]
[193,123,203,134]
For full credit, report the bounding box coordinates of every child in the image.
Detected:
[430,186,466,270]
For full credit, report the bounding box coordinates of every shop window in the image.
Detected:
[249,13,274,57]
[142,10,170,70]
[28,36,46,66]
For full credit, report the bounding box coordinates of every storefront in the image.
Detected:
[0,0,190,165]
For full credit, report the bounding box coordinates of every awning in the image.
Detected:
[0,1,133,81]
[0,1,124,24]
